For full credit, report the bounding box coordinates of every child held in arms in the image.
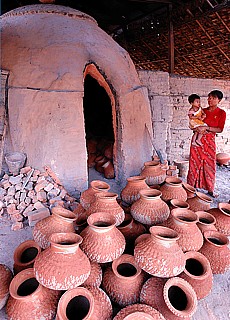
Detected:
[188,94,207,146]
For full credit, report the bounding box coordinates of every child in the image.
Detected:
[188,94,207,146]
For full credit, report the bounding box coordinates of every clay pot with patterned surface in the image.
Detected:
[178,251,213,299]
[6,268,60,320]
[165,209,203,252]
[134,226,186,277]
[208,202,230,236]
[117,213,147,254]
[102,254,145,307]
[83,262,102,288]
[130,189,170,225]
[80,212,126,263]
[196,211,217,234]
[13,240,41,274]
[80,180,110,210]
[86,192,125,226]
[140,161,167,186]
[56,286,113,320]
[169,199,189,211]
[121,176,150,205]
[187,191,212,212]
[113,303,166,320]
[34,233,91,290]
[140,277,197,320]
[182,183,196,199]
[0,264,13,310]
[33,206,77,249]
[160,177,187,203]
[199,230,230,274]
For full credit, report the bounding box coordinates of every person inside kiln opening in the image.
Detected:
[188,94,207,147]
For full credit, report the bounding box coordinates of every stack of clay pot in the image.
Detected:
[3,163,230,320]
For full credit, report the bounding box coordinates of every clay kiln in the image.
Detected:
[1,4,153,195]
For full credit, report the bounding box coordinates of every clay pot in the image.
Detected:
[187,192,212,212]
[95,155,108,173]
[134,226,186,277]
[114,303,166,320]
[34,233,91,290]
[80,212,126,263]
[140,161,167,186]
[102,160,115,179]
[117,213,147,254]
[56,286,113,320]
[0,264,13,310]
[178,251,213,299]
[6,268,60,320]
[5,151,27,175]
[130,189,170,225]
[102,254,146,307]
[169,199,189,211]
[165,209,203,252]
[33,206,77,249]
[182,183,196,199]
[86,192,125,226]
[121,176,150,205]
[199,230,230,274]
[140,277,197,320]
[80,180,110,210]
[208,202,230,236]
[160,177,187,203]
[13,240,41,274]
[216,152,230,165]
[83,262,102,288]
[196,211,217,234]
[173,160,189,179]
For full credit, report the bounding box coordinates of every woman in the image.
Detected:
[187,90,226,197]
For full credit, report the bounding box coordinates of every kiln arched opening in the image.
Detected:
[83,74,115,179]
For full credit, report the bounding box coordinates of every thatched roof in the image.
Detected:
[1,0,230,80]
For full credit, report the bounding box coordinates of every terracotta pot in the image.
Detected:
[199,230,230,274]
[196,211,217,234]
[13,240,41,274]
[56,286,113,320]
[134,226,186,277]
[140,277,197,320]
[140,161,167,186]
[169,199,189,211]
[80,212,126,263]
[178,251,213,299]
[166,209,203,252]
[130,189,170,225]
[182,183,196,199]
[33,206,77,249]
[160,177,187,203]
[187,192,212,212]
[121,176,150,205]
[102,254,145,307]
[117,213,147,254]
[86,192,125,226]
[102,160,115,179]
[6,268,60,320]
[5,152,27,175]
[80,180,110,209]
[34,233,91,290]
[95,156,108,173]
[83,262,102,288]
[113,303,166,320]
[216,152,230,165]
[0,264,13,310]
[208,202,230,236]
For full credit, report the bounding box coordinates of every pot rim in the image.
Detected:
[203,230,229,246]
[13,240,41,267]
[112,254,142,279]
[195,192,212,203]
[183,251,211,279]
[218,202,230,216]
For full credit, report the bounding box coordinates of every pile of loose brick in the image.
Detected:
[0,166,80,231]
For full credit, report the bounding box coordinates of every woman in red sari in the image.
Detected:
[187,90,226,197]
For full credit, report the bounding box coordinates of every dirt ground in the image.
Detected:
[0,165,229,319]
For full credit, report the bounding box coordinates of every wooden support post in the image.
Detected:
[168,3,174,74]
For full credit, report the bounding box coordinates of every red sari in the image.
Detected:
[187,107,226,192]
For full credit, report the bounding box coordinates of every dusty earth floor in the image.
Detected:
[0,165,229,319]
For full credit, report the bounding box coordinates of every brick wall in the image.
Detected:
[138,70,230,163]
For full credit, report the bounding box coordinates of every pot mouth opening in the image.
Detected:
[150,226,179,241]
[204,230,229,246]
[92,221,112,227]
[207,237,226,246]
[196,192,212,203]
[17,277,39,297]
[127,176,146,182]
[66,295,91,319]
[91,180,110,191]
[185,258,205,276]
[117,263,137,277]
[19,247,39,264]
[168,285,188,311]
[219,203,230,216]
